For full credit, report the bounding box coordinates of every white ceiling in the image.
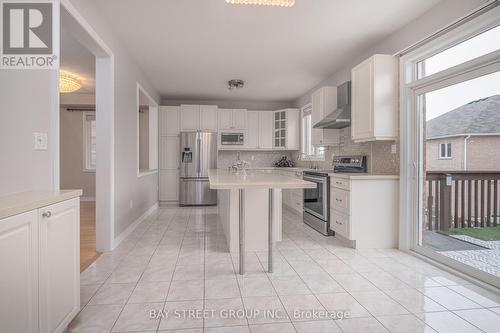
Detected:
[60,29,95,94]
[94,0,441,102]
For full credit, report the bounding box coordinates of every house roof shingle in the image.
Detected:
[426,95,500,139]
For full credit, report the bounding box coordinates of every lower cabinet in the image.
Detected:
[0,197,80,333]
[0,210,39,333]
[39,198,80,333]
[330,176,399,248]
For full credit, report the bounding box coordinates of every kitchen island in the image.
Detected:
[208,169,315,274]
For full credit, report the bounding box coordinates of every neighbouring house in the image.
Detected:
[426,95,500,172]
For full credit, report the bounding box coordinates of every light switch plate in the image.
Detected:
[33,132,48,150]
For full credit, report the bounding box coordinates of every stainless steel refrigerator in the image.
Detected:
[179,131,218,206]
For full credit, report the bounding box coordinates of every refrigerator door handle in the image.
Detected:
[197,136,201,176]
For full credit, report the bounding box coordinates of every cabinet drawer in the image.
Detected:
[331,177,350,190]
[331,187,349,213]
[330,209,350,238]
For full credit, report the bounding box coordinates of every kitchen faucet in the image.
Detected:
[229,151,247,172]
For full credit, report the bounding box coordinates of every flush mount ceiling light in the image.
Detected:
[228,79,245,91]
[59,70,82,93]
[225,0,295,7]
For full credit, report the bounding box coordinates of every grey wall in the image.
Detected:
[60,107,96,198]
[294,0,487,108]
[291,0,485,175]
[0,1,161,241]
[0,70,57,196]
[67,0,161,238]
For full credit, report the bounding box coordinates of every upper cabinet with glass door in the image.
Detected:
[351,54,398,142]
[273,109,300,150]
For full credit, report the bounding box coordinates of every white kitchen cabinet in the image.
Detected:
[0,194,81,333]
[286,109,300,150]
[159,106,180,202]
[280,170,303,214]
[160,106,180,135]
[273,109,300,150]
[259,111,274,149]
[180,104,200,131]
[200,105,218,131]
[232,109,247,129]
[217,109,233,130]
[218,109,247,130]
[330,175,399,248]
[246,111,274,150]
[351,54,398,142]
[0,210,38,333]
[180,105,218,132]
[311,86,339,146]
[160,169,179,201]
[39,198,80,333]
[246,111,260,149]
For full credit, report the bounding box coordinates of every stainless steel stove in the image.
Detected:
[332,155,367,173]
[302,156,367,236]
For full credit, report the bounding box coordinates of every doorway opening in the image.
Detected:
[58,1,115,262]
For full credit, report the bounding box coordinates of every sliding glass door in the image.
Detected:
[401,13,500,287]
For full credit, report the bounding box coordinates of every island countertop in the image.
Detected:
[208,169,316,190]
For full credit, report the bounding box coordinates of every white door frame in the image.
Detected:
[399,7,500,287]
[57,0,115,251]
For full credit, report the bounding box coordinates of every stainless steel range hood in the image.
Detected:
[313,81,351,129]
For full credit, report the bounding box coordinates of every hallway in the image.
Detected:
[72,206,500,332]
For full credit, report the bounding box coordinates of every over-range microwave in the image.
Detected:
[220,132,245,145]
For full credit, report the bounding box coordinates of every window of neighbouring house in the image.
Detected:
[301,104,325,160]
[439,143,452,159]
[83,112,96,171]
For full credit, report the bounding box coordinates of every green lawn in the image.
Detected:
[447,227,500,241]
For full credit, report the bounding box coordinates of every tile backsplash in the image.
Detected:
[218,151,294,169]
[293,127,400,175]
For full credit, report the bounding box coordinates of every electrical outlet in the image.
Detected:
[129,200,133,209]
[33,132,48,150]
[391,144,397,154]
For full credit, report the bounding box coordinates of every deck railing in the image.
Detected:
[426,171,500,231]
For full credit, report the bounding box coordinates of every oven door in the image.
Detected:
[303,174,329,221]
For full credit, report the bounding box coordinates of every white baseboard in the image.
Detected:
[113,202,159,249]
[80,196,96,202]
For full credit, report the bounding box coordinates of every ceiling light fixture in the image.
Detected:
[225,0,295,7]
[59,70,82,93]
[228,79,245,91]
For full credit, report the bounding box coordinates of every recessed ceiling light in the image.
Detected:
[225,0,295,7]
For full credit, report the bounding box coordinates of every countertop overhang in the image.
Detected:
[208,169,316,190]
[0,190,83,219]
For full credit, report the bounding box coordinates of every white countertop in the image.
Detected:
[252,167,399,180]
[0,190,83,219]
[329,173,400,180]
[208,169,316,190]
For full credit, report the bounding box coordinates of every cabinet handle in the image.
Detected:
[336,198,341,202]
[336,181,342,185]
[42,211,52,218]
